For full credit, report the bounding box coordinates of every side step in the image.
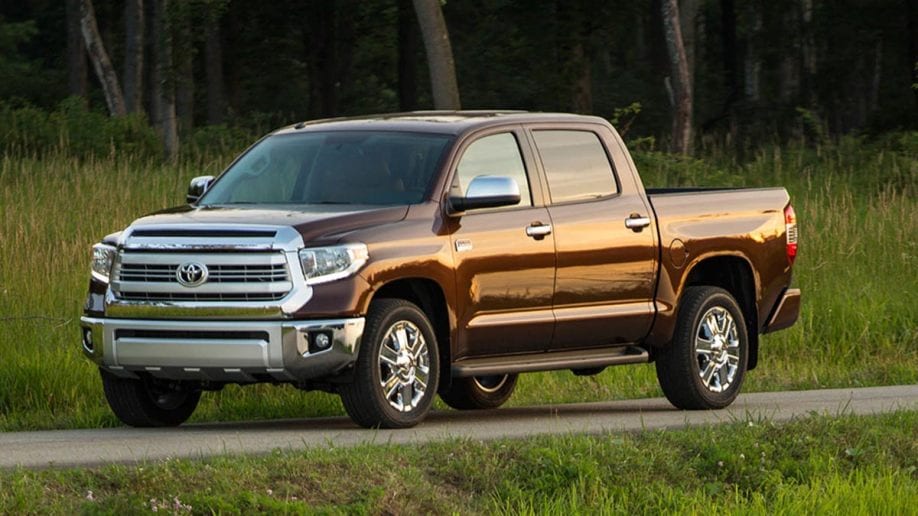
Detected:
[452,346,649,378]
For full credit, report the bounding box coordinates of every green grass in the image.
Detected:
[0,134,916,431]
[0,410,914,514]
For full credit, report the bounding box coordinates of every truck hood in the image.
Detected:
[129,204,410,242]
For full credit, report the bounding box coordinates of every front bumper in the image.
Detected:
[80,316,365,383]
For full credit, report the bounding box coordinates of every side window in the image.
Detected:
[532,130,618,203]
[455,133,532,208]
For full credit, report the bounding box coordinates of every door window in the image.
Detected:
[455,133,532,208]
[532,130,618,204]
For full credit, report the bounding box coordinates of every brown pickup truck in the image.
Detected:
[81,111,800,428]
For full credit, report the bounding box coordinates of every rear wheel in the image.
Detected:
[100,369,201,427]
[655,286,749,409]
[440,374,518,410]
[339,299,440,428]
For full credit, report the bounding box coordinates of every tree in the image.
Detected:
[412,0,460,110]
[398,0,419,111]
[66,0,87,98]
[80,0,126,116]
[150,0,178,161]
[123,0,144,114]
[661,0,692,153]
[204,7,225,124]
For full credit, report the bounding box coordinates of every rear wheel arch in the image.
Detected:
[682,255,760,370]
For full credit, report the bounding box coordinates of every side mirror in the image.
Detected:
[186,175,214,204]
[448,175,521,213]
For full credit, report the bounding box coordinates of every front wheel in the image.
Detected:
[440,374,518,410]
[339,299,440,428]
[655,286,749,410]
[100,369,201,427]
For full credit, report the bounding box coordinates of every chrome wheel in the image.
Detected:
[377,320,430,412]
[472,375,509,393]
[694,306,740,393]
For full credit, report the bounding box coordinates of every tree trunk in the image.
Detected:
[204,15,225,124]
[174,9,195,136]
[80,0,127,116]
[123,0,144,114]
[720,0,739,110]
[412,0,461,110]
[908,0,918,107]
[151,0,178,161]
[661,0,692,154]
[679,0,698,80]
[743,3,761,103]
[398,0,419,111]
[66,0,88,98]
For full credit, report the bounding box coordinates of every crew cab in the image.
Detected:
[81,111,801,428]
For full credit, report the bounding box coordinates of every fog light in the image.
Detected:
[82,328,94,353]
[305,330,333,355]
[314,332,331,350]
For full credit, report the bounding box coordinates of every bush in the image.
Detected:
[0,97,160,160]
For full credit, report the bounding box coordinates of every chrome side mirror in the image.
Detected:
[186,175,214,204]
[448,175,521,213]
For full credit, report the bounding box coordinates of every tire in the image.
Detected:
[655,286,749,410]
[100,369,202,427]
[339,299,440,428]
[440,374,518,410]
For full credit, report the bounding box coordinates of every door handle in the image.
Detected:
[625,215,651,231]
[526,223,552,238]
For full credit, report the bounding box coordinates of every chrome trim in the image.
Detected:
[81,316,365,382]
[525,224,552,237]
[187,175,214,204]
[105,225,312,319]
[624,216,651,229]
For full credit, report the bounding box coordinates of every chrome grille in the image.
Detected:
[117,292,287,302]
[112,251,292,303]
[119,263,288,283]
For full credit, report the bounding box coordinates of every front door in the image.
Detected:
[448,131,556,359]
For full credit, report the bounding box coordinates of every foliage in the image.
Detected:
[0,97,160,159]
[0,411,914,513]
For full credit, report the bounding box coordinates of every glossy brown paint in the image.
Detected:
[644,188,793,348]
[94,112,799,376]
[285,113,796,365]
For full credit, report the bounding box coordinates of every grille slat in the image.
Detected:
[114,252,291,302]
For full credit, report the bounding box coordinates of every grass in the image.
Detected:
[0,134,916,431]
[0,410,914,513]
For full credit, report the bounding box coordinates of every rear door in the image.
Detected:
[448,128,556,359]
[527,125,657,349]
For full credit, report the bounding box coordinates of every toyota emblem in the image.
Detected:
[176,262,208,287]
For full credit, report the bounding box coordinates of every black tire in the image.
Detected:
[339,299,440,428]
[100,369,201,427]
[655,286,749,410]
[440,374,518,410]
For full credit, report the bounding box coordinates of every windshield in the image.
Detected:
[200,131,453,206]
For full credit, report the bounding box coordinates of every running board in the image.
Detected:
[451,346,649,378]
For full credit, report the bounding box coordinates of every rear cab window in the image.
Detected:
[531,130,618,204]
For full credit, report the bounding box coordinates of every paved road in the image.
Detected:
[1,385,915,469]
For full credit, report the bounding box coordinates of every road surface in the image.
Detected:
[1,385,915,469]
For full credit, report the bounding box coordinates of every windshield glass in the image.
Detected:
[200,131,453,206]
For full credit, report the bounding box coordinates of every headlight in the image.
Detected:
[298,243,369,285]
[91,243,117,283]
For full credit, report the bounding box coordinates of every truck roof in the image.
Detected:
[272,111,609,136]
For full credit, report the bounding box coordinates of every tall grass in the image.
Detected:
[0,135,915,431]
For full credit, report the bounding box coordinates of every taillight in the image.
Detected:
[785,204,798,265]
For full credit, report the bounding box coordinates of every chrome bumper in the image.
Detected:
[80,316,365,383]
[763,288,801,334]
